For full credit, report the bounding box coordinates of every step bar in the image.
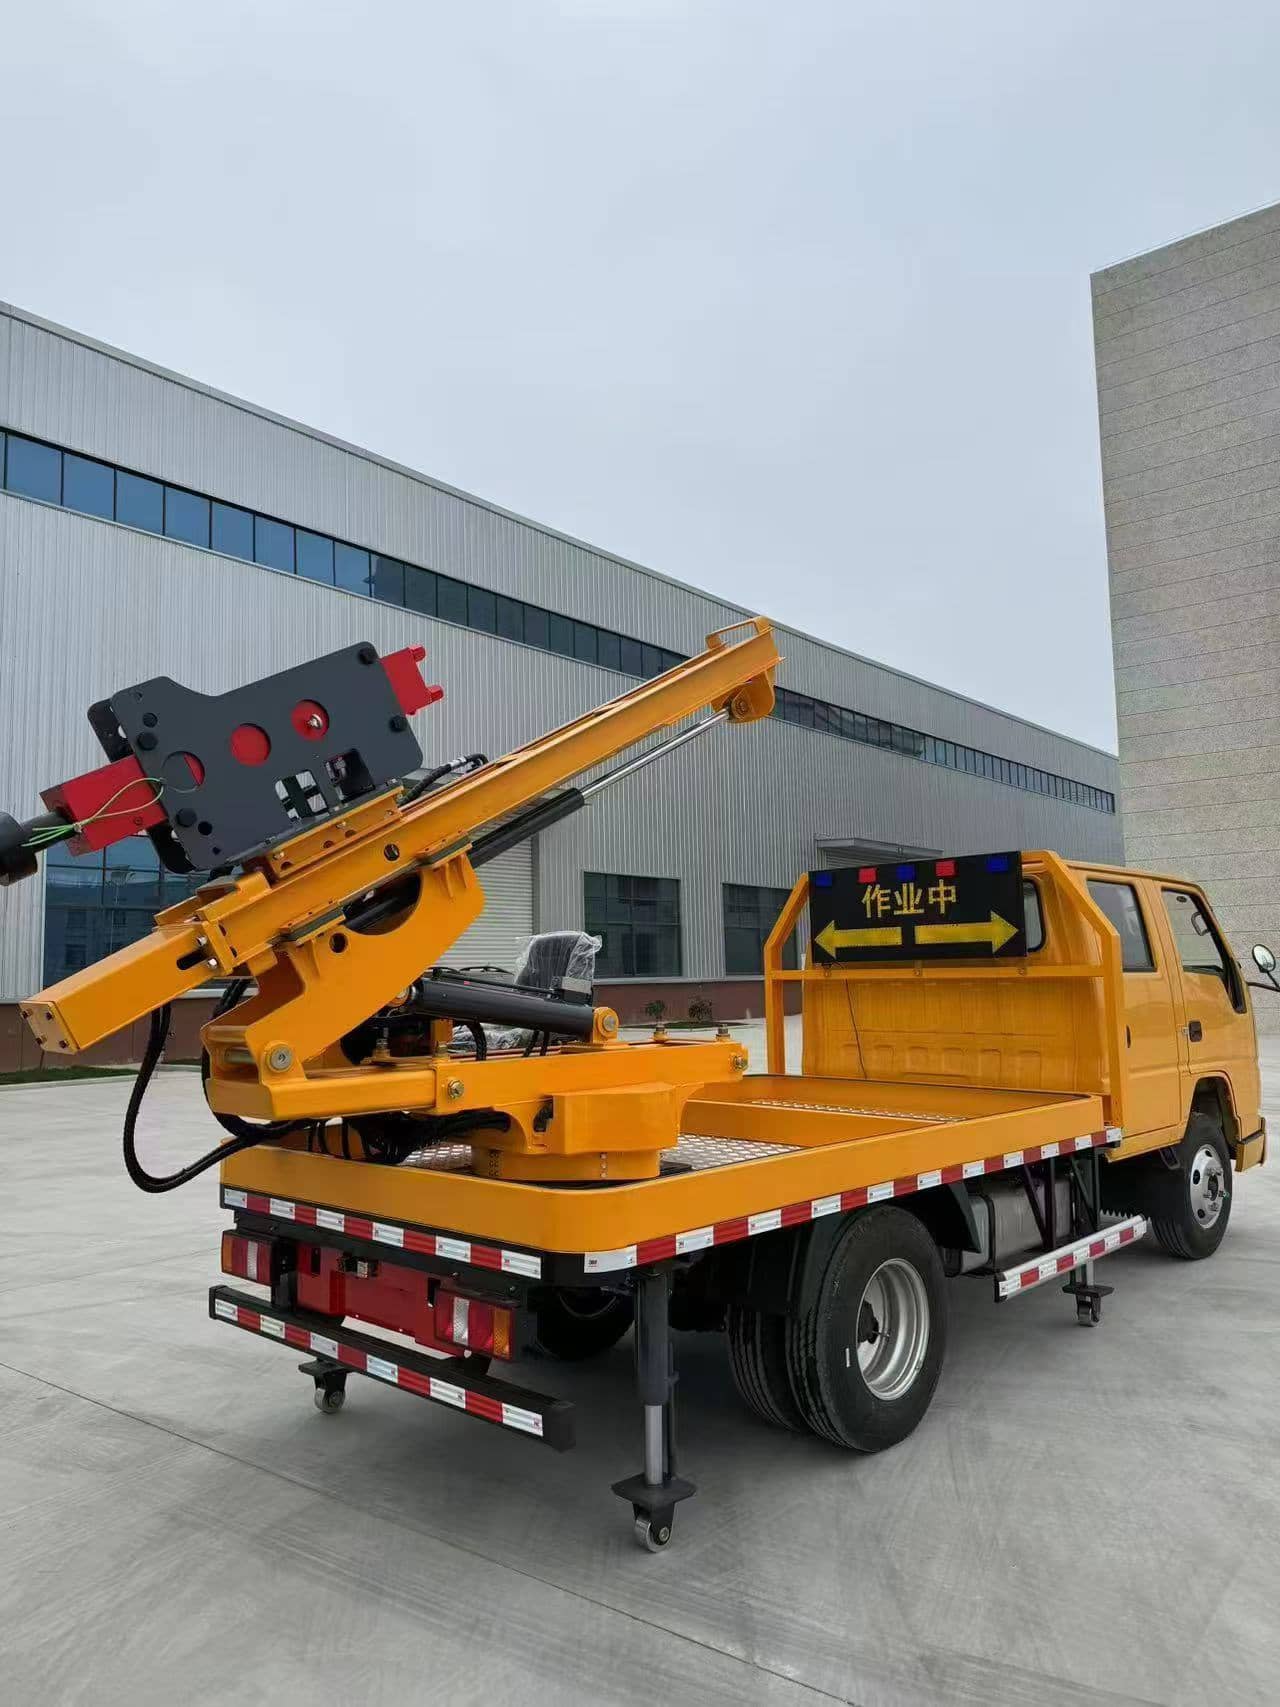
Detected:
[209,1286,574,1449]
[995,1214,1148,1300]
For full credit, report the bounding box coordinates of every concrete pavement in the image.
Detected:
[2,1047,1278,1706]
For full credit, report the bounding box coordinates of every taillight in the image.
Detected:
[432,1289,515,1360]
[222,1230,275,1284]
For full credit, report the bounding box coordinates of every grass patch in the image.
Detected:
[0,1065,138,1086]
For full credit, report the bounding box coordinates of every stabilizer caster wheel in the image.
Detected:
[313,1383,346,1413]
[633,1509,673,1552]
[1076,1298,1101,1327]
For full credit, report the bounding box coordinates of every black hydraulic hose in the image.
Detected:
[122,1005,272,1194]
[463,1019,488,1061]
[401,752,488,807]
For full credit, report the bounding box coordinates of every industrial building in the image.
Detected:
[1092,202,1280,1027]
[0,301,1120,1062]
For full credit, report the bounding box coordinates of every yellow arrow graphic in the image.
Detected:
[815,920,903,956]
[914,912,1018,953]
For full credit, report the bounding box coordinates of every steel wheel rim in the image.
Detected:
[855,1258,930,1400]
[1188,1142,1226,1229]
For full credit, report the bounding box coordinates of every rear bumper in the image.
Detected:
[209,1285,575,1449]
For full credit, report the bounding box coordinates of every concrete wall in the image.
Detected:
[1093,203,1280,1027]
[0,303,1122,1034]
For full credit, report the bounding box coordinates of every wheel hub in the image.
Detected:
[854,1258,930,1401]
[1188,1142,1226,1229]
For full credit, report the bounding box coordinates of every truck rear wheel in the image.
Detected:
[531,1286,633,1359]
[1150,1114,1232,1261]
[726,1303,806,1431]
[786,1207,946,1452]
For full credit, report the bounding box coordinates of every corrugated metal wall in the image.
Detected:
[0,305,1122,1001]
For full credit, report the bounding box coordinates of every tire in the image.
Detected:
[726,1303,807,1432]
[1149,1112,1232,1261]
[785,1206,947,1452]
[531,1286,634,1360]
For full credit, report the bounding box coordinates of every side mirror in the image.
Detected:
[1253,944,1276,974]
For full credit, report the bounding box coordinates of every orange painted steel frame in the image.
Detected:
[22,619,780,1181]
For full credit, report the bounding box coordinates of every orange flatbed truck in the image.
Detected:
[3,620,1271,1550]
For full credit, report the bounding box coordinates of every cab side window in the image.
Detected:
[1086,879,1155,972]
[1162,889,1245,1013]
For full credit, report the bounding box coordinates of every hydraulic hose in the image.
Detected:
[122,1004,275,1194]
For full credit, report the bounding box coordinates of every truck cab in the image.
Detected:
[1067,861,1264,1167]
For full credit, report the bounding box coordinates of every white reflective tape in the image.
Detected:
[268,1198,295,1220]
[1003,1152,1023,1169]
[316,1207,345,1231]
[435,1236,472,1263]
[260,1316,285,1339]
[811,1194,842,1218]
[1037,1259,1057,1281]
[1041,1142,1060,1158]
[748,1209,782,1236]
[1072,1136,1093,1152]
[453,1296,470,1346]
[501,1250,542,1278]
[366,1355,398,1383]
[214,1297,237,1321]
[224,1188,248,1209]
[501,1404,544,1437]
[429,1378,466,1409]
[1105,1126,1123,1144]
[916,1170,942,1190]
[584,1246,636,1274]
[676,1227,715,1254]
[867,1181,895,1203]
[1103,1229,1122,1252]
[310,1334,339,1359]
[962,1161,986,1179]
[373,1222,404,1248]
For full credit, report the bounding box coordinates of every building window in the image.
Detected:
[64,453,115,519]
[296,529,335,584]
[212,501,254,560]
[723,883,797,976]
[165,486,210,549]
[42,837,196,983]
[116,471,163,533]
[335,542,371,594]
[584,872,681,978]
[254,514,295,572]
[6,434,62,503]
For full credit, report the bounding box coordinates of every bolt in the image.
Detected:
[137,731,158,751]
[383,843,400,861]
[267,1046,293,1072]
[356,644,377,665]
[389,713,409,733]
[716,1023,730,1039]
[600,1012,618,1034]
[446,1078,464,1101]
[730,1053,748,1072]
[306,713,324,729]
[142,712,158,728]
[176,808,197,828]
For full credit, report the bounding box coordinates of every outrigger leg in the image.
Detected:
[612,1267,696,1551]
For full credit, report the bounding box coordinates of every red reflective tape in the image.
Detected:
[713,1217,750,1247]
[246,1193,271,1215]
[1023,1146,1043,1164]
[465,1391,504,1425]
[238,1307,261,1331]
[841,1187,869,1210]
[345,1216,374,1241]
[284,1324,311,1350]
[402,1228,435,1256]
[637,1235,678,1263]
[397,1367,433,1397]
[939,1164,965,1185]
[469,1243,502,1270]
[893,1176,917,1197]
[780,1201,811,1227]
[338,1344,367,1371]
[294,1203,317,1226]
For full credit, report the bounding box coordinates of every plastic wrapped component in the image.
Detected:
[513,931,601,1004]
[484,932,602,1054]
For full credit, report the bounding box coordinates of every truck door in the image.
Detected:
[1156,885,1260,1137]
[1085,876,1184,1143]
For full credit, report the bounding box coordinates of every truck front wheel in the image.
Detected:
[1150,1114,1233,1261]
[786,1206,947,1452]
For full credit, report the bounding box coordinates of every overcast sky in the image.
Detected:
[5,2,1280,751]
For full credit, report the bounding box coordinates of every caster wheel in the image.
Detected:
[1076,1299,1101,1327]
[633,1513,672,1552]
[314,1384,346,1413]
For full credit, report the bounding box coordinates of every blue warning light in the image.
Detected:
[813,871,833,888]
[896,863,916,881]
[985,854,1010,874]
